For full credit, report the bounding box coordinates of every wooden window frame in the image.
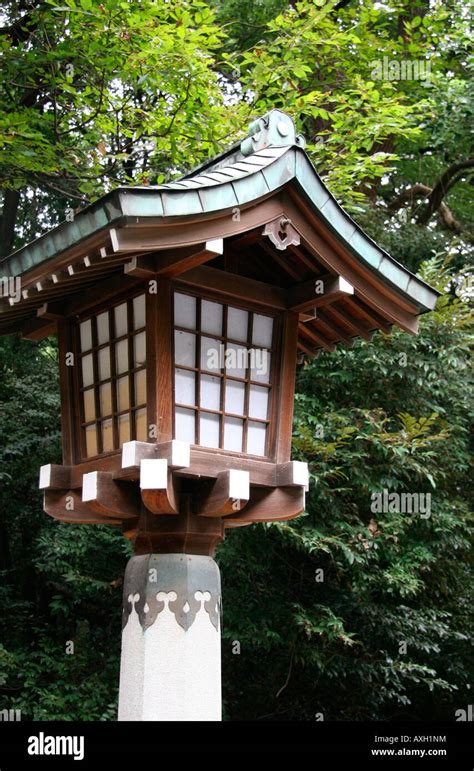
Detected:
[72,289,147,462]
[171,288,279,459]
[60,271,299,466]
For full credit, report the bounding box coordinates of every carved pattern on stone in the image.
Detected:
[122,554,221,632]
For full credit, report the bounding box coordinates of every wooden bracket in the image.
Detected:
[119,440,190,480]
[140,458,180,515]
[39,464,72,490]
[44,489,123,525]
[299,309,317,323]
[224,485,305,527]
[114,230,224,276]
[124,255,157,278]
[288,274,354,314]
[22,317,56,341]
[37,303,65,321]
[82,471,140,519]
[197,469,250,518]
[119,440,157,479]
[276,461,309,490]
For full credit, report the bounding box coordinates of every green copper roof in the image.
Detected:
[0,109,439,312]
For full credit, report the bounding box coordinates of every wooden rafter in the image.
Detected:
[299,321,335,352]
[287,273,354,313]
[122,239,224,278]
[324,303,373,341]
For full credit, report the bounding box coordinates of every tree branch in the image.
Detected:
[0,1,46,45]
[388,182,462,233]
[418,158,474,223]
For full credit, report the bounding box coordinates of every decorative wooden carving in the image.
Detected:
[263,217,301,251]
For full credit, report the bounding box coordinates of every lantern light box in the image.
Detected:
[0,109,439,721]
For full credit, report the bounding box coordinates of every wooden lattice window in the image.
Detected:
[78,293,147,458]
[173,291,276,457]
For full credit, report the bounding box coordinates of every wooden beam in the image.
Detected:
[22,317,56,340]
[82,471,140,519]
[229,228,265,249]
[39,464,72,490]
[297,339,315,357]
[140,458,179,514]
[273,311,300,463]
[259,240,302,281]
[119,440,190,478]
[324,303,373,341]
[287,273,354,313]
[68,447,278,488]
[198,470,249,518]
[44,489,123,525]
[346,296,393,334]
[60,272,143,318]
[124,255,157,277]
[57,319,79,465]
[276,461,309,489]
[223,244,240,273]
[288,243,320,273]
[299,308,317,322]
[152,278,174,443]
[315,310,354,348]
[113,227,224,272]
[156,239,224,277]
[176,265,287,310]
[12,260,132,311]
[37,303,65,321]
[299,322,335,352]
[224,486,305,526]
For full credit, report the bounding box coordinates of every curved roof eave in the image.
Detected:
[0,134,439,314]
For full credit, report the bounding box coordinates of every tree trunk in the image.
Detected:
[0,188,21,258]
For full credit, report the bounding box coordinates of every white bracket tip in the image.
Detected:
[82,471,99,501]
[140,458,169,490]
[39,464,52,490]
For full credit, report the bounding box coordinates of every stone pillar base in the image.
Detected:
[118,553,221,721]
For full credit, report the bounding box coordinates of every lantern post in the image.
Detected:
[0,109,439,721]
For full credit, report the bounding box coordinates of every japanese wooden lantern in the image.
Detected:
[0,109,439,720]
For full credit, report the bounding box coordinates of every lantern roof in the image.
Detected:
[0,109,439,350]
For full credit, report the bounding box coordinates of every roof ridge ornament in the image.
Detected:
[240,109,306,156]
